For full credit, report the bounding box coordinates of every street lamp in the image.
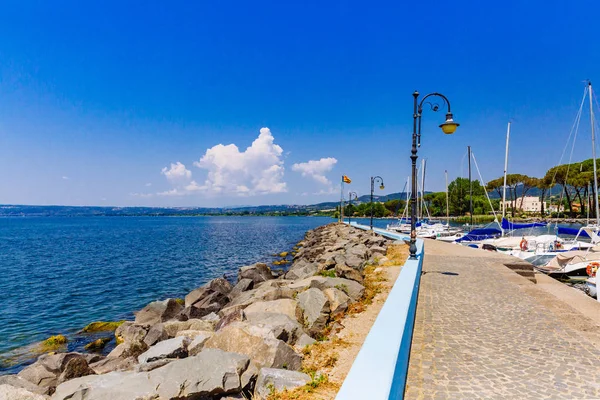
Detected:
[348,191,358,225]
[370,176,385,231]
[410,91,459,259]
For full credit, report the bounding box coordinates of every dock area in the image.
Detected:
[405,239,600,399]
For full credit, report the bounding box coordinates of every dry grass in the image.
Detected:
[346,263,387,316]
[380,243,409,266]
[266,338,348,400]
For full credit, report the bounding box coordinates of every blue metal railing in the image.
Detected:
[336,222,424,400]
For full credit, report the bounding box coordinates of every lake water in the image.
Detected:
[3,216,384,373]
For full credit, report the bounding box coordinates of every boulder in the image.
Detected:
[323,287,350,317]
[182,290,229,319]
[0,375,46,395]
[244,312,303,344]
[241,360,260,392]
[284,261,318,280]
[201,311,220,322]
[243,299,302,322]
[114,322,148,344]
[133,359,171,372]
[137,337,189,364]
[253,368,311,400]
[53,350,251,400]
[56,357,95,385]
[238,263,274,284]
[287,276,365,301]
[295,334,316,348]
[344,253,365,269]
[228,278,254,300]
[204,323,302,370]
[143,323,168,346]
[134,298,182,325]
[368,245,387,258]
[188,332,215,356]
[0,384,47,400]
[17,352,88,392]
[175,329,214,339]
[216,309,245,330]
[346,243,368,258]
[88,357,136,375]
[297,288,330,335]
[185,278,233,307]
[335,263,364,283]
[107,340,148,359]
[163,319,214,337]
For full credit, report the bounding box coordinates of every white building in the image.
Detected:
[500,196,546,213]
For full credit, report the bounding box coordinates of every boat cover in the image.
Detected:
[546,245,600,269]
[557,226,591,238]
[456,228,502,242]
[501,218,547,230]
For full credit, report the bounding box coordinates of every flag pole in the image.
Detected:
[340,176,344,223]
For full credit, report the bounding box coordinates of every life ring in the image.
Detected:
[519,238,528,251]
[586,262,599,277]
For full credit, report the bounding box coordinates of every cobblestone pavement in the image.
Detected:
[405,242,600,400]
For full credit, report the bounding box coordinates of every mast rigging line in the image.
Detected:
[470,151,499,223]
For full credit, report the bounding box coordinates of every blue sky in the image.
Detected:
[1,0,599,207]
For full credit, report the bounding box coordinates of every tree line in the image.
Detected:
[340,158,600,219]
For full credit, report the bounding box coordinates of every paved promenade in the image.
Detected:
[405,240,600,399]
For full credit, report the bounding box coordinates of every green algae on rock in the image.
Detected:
[84,337,112,351]
[40,334,68,351]
[81,321,125,333]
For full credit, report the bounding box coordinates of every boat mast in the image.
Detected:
[445,170,449,226]
[589,82,600,226]
[421,158,427,219]
[502,122,511,220]
[468,145,473,226]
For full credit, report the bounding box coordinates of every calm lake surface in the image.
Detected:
[1,216,374,372]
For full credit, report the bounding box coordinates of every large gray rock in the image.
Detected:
[297,288,330,336]
[284,260,318,280]
[254,368,311,400]
[238,263,274,284]
[185,277,233,307]
[287,276,365,301]
[204,323,302,370]
[335,262,364,283]
[323,287,350,317]
[143,323,168,346]
[243,299,302,322]
[52,349,250,400]
[56,357,95,385]
[368,245,387,258]
[228,278,254,300]
[182,291,229,319]
[163,319,214,337]
[0,375,46,395]
[137,336,189,364]
[115,322,148,344]
[188,332,214,356]
[134,298,182,325]
[0,384,47,400]
[107,340,148,359]
[344,253,365,269]
[88,357,136,375]
[18,353,89,392]
[244,312,303,344]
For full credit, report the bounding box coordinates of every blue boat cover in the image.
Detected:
[501,218,547,230]
[557,226,590,238]
[456,228,502,242]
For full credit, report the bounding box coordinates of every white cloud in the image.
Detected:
[292,157,337,185]
[157,128,287,197]
[161,162,192,184]
[193,127,286,195]
[131,192,154,198]
[62,176,69,180]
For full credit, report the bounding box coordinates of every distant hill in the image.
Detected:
[0,191,423,217]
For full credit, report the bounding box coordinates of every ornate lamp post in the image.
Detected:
[410,91,459,259]
[370,176,385,231]
[348,191,358,225]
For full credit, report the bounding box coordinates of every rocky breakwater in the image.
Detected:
[0,223,396,400]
